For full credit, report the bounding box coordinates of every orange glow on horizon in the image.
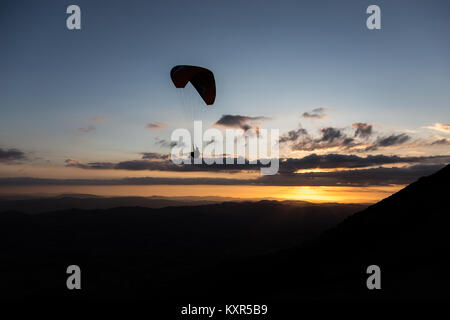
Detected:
[0,184,404,204]
[294,163,418,174]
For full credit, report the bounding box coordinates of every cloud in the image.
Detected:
[5,163,448,187]
[64,152,450,179]
[92,116,111,124]
[430,138,450,145]
[365,133,410,151]
[281,121,413,153]
[205,138,217,147]
[302,108,327,119]
[146,122,166,130]
[279,127,308,143]
[141,152,169,160]
[114,160,171,171]
[65,159,115,170]
[318,127,343,143]
[0,176,249,186]
[0,148,27,163]
[283,126,360,152]
[277,154,450,173]
[352,123,373,138]
[155,137,179,148]
[64,157,261,172]
[78,117,110,133]
[65,152,182,171]
[78,125,96,133]
[280,121,416,153]
[258,164,447,187]
[215,115,269,131]
[423,123,450,133]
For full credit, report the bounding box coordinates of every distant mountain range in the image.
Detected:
[0,194,247,213]
[0,198,363,299]
[0,194,340,214]
[195,164,450,300]
[0,164,448,300]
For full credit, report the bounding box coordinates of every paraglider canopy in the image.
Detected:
[170,65,216,105]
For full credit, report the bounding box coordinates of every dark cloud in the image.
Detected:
[430,138,450,146]
[278,154,449,173]
[352,123,373,138]
[65,159,115,170]
[146,122,166,130]
[0,148,26,163]
[113,160,166,171]
[286,126,356,151]
[302,108,327,119]
[155,137,179,148]
[366,133,410,151]
[279,127,308,143]
[141,152,169,160]
[66,152,171,171]
[64,152,450,179]
[342,137,355,145]
[319,127,343,143]
[215,115,269,131]
[376,133,410,147]
[281,121,413,152]
[4,164,448,187]
[64,157,262,172]
[0,176,247,186]
[205,138,216,147]
[257,164,447,187]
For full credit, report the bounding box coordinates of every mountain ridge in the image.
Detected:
[197,164,450,299]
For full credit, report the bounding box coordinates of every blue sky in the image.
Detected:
[0,0,449,182]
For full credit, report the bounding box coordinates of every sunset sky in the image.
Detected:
[1,0,449,202]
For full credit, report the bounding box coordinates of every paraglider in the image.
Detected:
[171,65,216,161]
[170,65,216,105]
